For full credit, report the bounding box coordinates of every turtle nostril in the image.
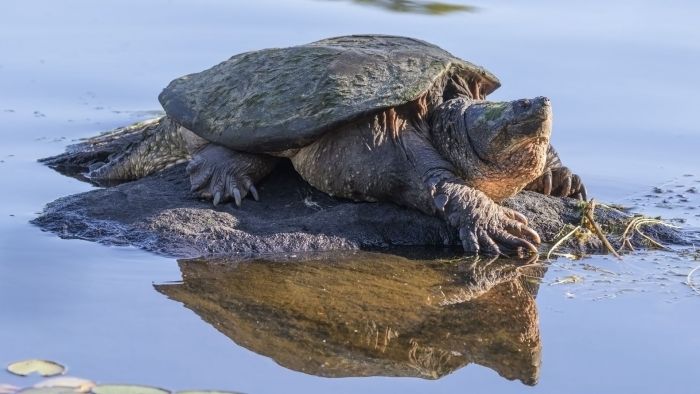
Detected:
[535,96,551,106]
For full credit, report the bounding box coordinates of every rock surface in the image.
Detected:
[33,162,684,259]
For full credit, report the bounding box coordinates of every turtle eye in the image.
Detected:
[516,99,531,110]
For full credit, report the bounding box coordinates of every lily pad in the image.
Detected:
[34,377,94,393]
[7,360,66,377]
[92,385,170,394]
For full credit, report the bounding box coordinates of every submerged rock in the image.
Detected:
[34,120,686,258]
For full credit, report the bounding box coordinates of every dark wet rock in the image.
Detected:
[155,252,544,384]
[33,160,687,258]
[34,162,452,257]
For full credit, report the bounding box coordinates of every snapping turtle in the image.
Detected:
[89,35,585,255]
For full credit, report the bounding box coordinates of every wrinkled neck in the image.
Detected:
[429,98,476,179]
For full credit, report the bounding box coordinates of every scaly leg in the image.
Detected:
[87,117,190,182]
[402,130,541,256]
[186,144,278,206]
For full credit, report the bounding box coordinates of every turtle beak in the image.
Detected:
[507,96,552,140]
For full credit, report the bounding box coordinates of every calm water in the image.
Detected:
[1,0,699,393]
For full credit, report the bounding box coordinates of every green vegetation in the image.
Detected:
[484,102,507,121]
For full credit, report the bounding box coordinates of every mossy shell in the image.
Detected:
[158,35,500,152]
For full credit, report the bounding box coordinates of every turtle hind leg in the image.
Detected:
[40,117,163,181]
[187,144,278,207]
[87,117,190,183]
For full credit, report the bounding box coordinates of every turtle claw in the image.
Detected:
[186,144,272,207]
[448,189,541,257]
[543,170,552,195]
[232,188,242,207]
[249,185,259,201]
[526,166,587,200]
[579,184,588,201]
[503,208,529,226]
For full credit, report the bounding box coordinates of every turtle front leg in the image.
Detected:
[433,179,541,256]
[187,144,278,206]
[525,145,587,200]
[403,131,541,256]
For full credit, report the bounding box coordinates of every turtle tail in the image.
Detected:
[87,116,190,183]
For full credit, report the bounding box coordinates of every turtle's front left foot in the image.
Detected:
[186,144,277,207]
[525,166,587,200]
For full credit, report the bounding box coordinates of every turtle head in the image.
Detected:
[464,97,552,156]
[431,97,552,201]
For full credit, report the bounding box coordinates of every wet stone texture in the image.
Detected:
[34,121,688,258]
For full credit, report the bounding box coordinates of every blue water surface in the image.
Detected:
[1,1,699,393]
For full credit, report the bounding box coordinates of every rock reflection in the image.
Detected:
[155,251,545,385]
[326,0,476,15]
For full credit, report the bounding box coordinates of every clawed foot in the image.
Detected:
[186,144,272,207]
[445,189,541,256]
[526,166,587,200]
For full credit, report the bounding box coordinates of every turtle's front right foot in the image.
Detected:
[186,144,277,207]
[437,184,541,256]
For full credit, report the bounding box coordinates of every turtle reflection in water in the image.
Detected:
[155,251,545,385]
